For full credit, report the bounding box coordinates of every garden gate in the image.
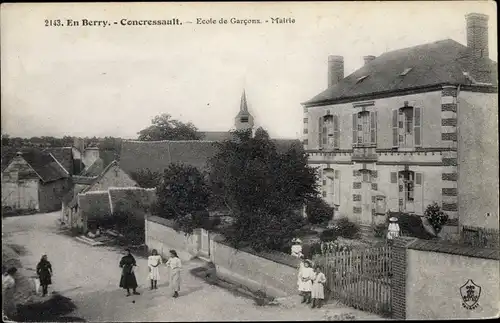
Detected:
[313,244,392,317]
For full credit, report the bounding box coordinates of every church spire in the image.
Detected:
[240,89,248,113]
[234,89,254,132]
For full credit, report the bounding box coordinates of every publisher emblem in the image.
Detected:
[460,279,481,310]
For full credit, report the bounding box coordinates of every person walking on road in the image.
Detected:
[298,259,314,304]
[36,254,53,297]
[311,265,327,308]
[119,249,140,297]
[166,250,182,298]
[148,249,162,290]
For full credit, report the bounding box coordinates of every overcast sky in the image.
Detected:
[1,1,497,139]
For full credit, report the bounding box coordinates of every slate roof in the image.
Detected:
[3,149,69,183]
[42,147,74,175]
[304,39,498,106]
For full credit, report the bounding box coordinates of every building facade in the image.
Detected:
[302,13,498,238]
[1,150,70,213]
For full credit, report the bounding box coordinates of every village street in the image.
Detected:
[2,212,383,321]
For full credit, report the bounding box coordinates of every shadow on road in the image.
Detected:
[15,294,86,322]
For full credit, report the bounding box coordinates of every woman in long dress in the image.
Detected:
[298,259,314,304]
[36,254,53,297]
[148,249,162,290]
[119,249,140,297]
[166,250,181,298]
[311,265,327,308]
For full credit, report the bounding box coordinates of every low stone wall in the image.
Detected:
[392,237,500,320]
[145,216,300,297]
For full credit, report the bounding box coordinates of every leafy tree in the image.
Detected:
[138,113,202,141]
[306,196,334,225]
[155,163,210,234]
[424,202,449,234]
[208,128,319,252]
[130,169,162,189]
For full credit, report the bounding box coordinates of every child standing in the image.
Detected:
[298,259,314,304]
[311,265,327,308]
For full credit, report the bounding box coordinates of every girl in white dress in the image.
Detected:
[298,259,314,304]
[311,265,327,308]
[148,249,162,290]
[166,250,182,298]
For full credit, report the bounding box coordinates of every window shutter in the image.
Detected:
[414,107,422,147]
[334,170,340,179]
[333,115,340,149]
[414,172,424,214]
[370,111,377,145]
[318,116,324,148]
[390,172,397,183]
[392,109,398,147]
[352,113,357,147]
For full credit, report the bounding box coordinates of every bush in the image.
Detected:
[320,229,338,242]
[374,223,387,238]
[424,202,448,234]
[306,196,334,225]
[335,218,360,239]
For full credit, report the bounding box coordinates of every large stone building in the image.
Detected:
[302,13,498,238]
[120,91,302,175]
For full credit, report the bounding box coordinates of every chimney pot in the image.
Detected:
[363,55,376,65]
[328,55,344,88]
[466,13,489,58]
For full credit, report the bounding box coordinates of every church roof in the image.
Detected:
[304,39,498,107]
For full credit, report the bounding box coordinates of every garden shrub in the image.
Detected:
[306,196,334,225]
[335,217,360,239]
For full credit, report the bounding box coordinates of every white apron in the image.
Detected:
[298,267,314,292]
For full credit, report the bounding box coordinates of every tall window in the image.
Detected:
[391,170,423,214]
[353,110,377,146]
[319,114,339,149]
[392,105,422,148]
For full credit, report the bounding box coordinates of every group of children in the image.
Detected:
[297,257,326,309]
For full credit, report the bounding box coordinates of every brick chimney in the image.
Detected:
[328,55,344,88]
[466,13,489,58]
[363,55,376,65]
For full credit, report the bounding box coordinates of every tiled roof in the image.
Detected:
[1,147,32,171]
[119,140,219,175]
[80,158,105,177]
[120,138,303,176]
[304,39,498,106]
[64,184,89,207]
[42,147,74,175]
[17,149,68,183]
[198,131,234,142]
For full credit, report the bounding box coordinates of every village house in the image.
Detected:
[302,13,498,239]
[119,91,302,175]
[1,149,70,212]
[61,160,139,231]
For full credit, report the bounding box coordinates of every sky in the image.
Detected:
[1,1,497,140]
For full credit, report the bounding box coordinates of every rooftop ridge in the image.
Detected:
[123,140,219,144]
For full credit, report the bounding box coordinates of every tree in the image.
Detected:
[138,113,202,141]
[424,202,449,235]
[155,163,211,234]
[208,128,319,252]
[306,196,334,225]
[130,169,162,189]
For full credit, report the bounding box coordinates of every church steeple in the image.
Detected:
[234,89,254,132]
